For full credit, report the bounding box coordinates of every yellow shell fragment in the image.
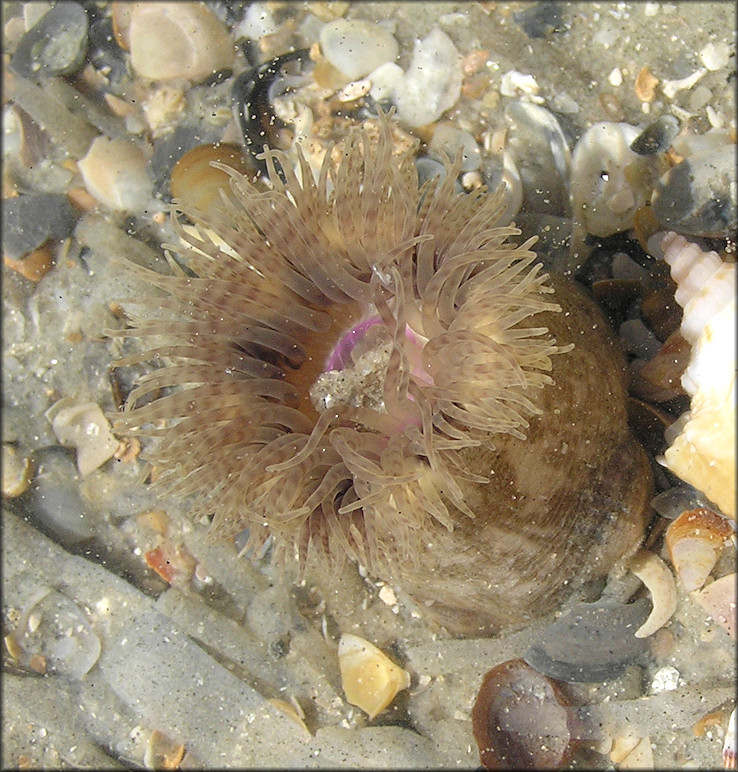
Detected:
[337,633,411,719]
[629,549,678,638]
[2,443,34,497]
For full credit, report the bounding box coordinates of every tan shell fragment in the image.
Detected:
[77,137,152,213]
[666,508,734,592]
[337,633,410,719]
[629,549,678,638]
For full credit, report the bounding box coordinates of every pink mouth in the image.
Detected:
[325,316,385,371]
[325,315,434,387]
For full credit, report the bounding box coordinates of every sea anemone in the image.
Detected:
[115,111,650,635]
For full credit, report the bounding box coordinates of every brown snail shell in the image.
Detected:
[383,274,652,636]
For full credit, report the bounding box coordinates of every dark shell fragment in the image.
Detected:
[651,147,737,236]
[2,193,76,260]
[10,3,89,79]
[232,48,313,176]
[472,658,575,770]
[523,598,651,683]
[630,115,681,156]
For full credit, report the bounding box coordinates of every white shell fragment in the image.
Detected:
[48,399,120,476]
[128,2,234,83]
[693,574,737,639]
[320,19,399,81]
[392,28,461,128]
[628,549,678,638]
[77,137,153,213]
[570,122,663,238]
[337,633,411,719]
[655,232,736,518]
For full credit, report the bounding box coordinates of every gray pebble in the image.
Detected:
[2,193,75,259]
[10,3,89,79]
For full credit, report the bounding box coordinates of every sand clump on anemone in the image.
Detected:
[114,111,651,636]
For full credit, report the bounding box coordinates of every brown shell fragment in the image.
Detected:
[169,143,255,218]
[472,658,576,770]
[666,508,734,592]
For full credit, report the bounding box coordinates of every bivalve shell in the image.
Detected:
[2,443,34,497]
[337,633,410,719]
[725,706,737,769]
[666,508,734,592]
[128,2,234,83]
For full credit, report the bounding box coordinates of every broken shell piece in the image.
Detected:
[337,633,410,719]
[628,549,678,638]
[48,399,120,476]
[128,2,234,83]
[693,573,736,639]
[267,697,311,737]
[725,707,737,769]
[666,508,734,592]
[143,728,185,770]
[612,735,654,769]
[78,137,153,213]
[2,443,34,497]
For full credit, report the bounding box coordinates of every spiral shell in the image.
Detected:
[654,232,735,518]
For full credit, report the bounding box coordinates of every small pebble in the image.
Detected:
[10,2,88,79]
[524,598,651,683]
[428,122,481,172]
[319,19,398,81]
[49,400,120,477]
[29,451,99,542]
[651,147,737,236]
[392,27,461,128]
